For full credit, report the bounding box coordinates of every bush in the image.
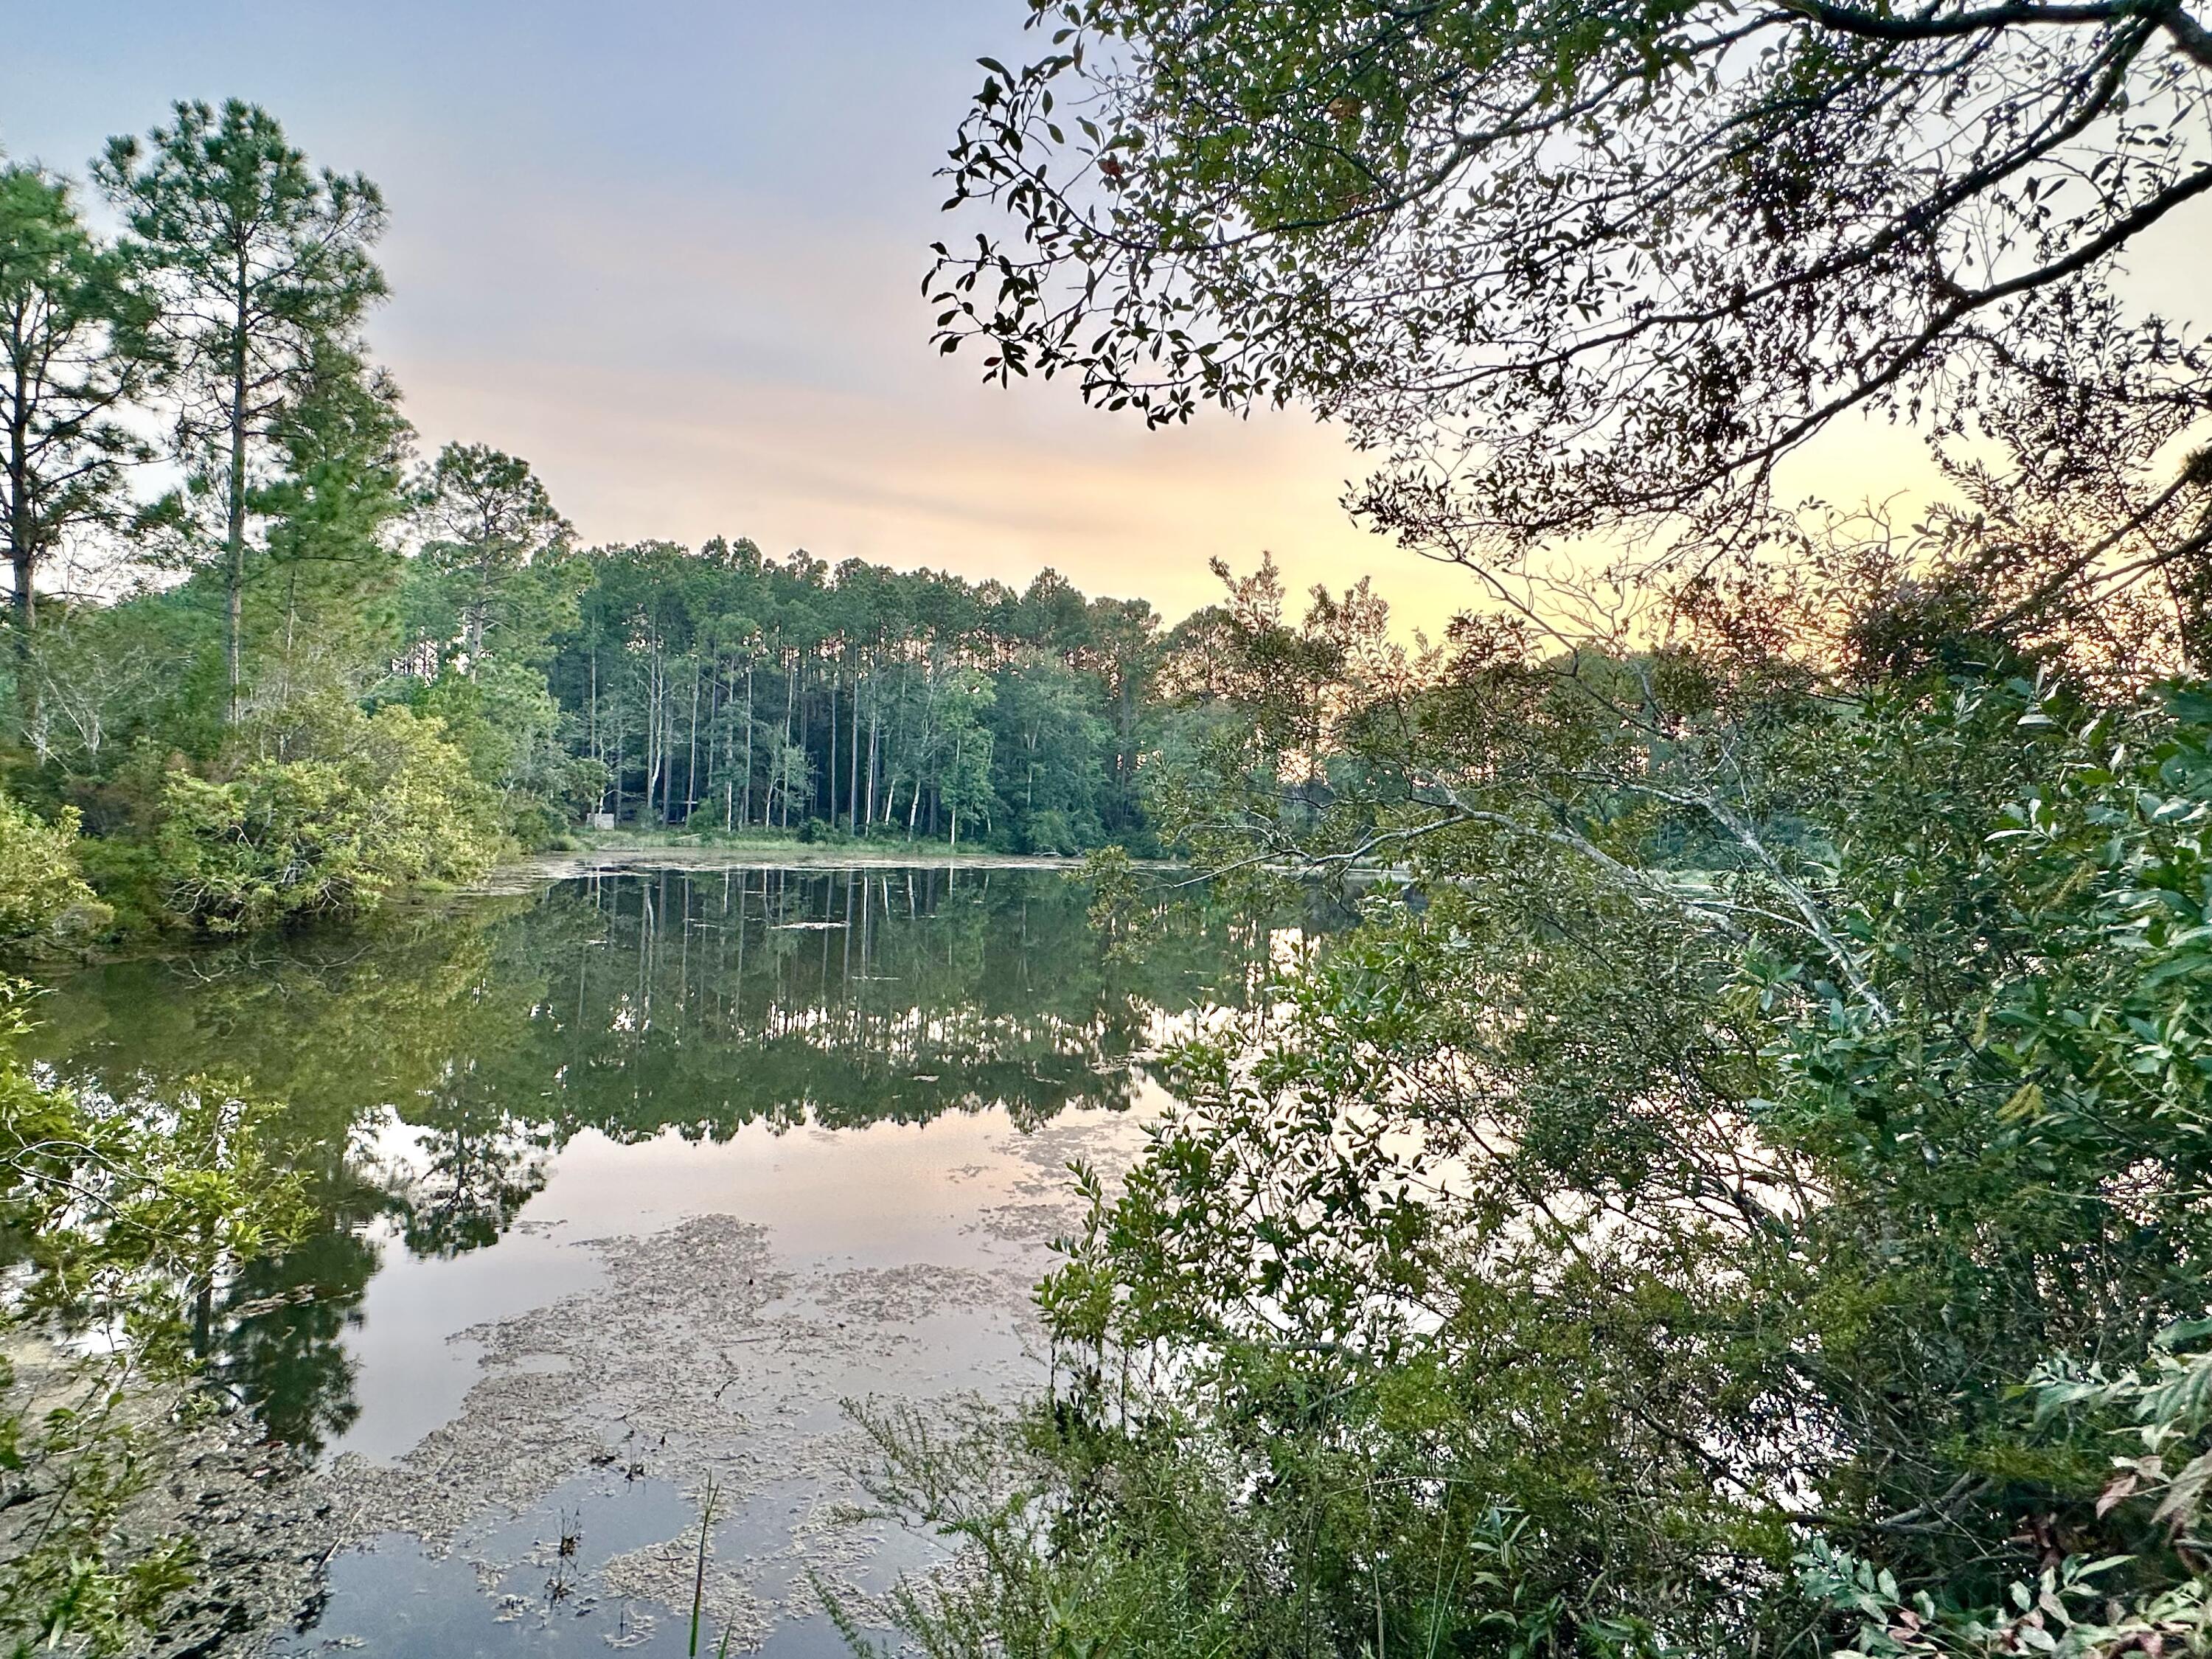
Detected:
[406,661,605,844]
[155,701,499,933]
[0,795,110,950]
[1023,808,1080,855]
[870,677,2212,1658]
[502,799,568,854]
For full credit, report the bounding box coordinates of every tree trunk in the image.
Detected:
[866,654,880,826]
[704,656,721,820]
[643,642,662,822]
[741,653,755,827]
[826,660,839,827]
[780,648,796,830]
[661,671,676,825]
[1119,676,1138,826]
[224,249,251,723]
[280,566,299,708]
[685,656,700,824]
[7,358,34,634]
[588,649,602,810]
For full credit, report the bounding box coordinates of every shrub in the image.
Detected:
[0,795,109,950]
[155,701,499,933]
[407,661,604,846]
[870,678,2212,1658]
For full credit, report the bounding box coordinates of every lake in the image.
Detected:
[24,861,1289,1657]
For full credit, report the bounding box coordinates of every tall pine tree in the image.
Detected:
[0,162,157,635]
[97,100,387,720]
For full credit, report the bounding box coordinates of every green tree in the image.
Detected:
[864,652,2212,1658]
[531,540,1169,852]
[993,659,1108,851]
[411,442,571,668]
[1080,594,1164,833]
[0,162,156,634]
[15,588,218,779]
[414,655,605,847]
[253,338,413,705]
[0,793,105,949]
[154,697,498,932]
[97,100,389,721]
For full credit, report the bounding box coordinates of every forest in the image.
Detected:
[7,0,2212,1656]
[0,100,1206,948]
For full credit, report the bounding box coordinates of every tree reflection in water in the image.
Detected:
[23,865,1284,1457]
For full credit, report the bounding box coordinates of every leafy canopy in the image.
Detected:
[931,0,2212,601]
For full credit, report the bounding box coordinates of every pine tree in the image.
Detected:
[413,443,571,670]
[97,100,388,720]
[0,163,158,635]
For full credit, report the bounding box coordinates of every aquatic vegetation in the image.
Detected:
[0,866,1245,1649]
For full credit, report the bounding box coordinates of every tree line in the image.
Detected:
[536,538,1169,852]
[0,99,1214,943]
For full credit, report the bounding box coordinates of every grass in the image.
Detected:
[690,1476,722,1658]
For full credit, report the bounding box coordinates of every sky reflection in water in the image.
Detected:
[24,864,1289,1655]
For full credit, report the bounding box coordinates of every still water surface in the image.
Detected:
[27,863,1287,1655]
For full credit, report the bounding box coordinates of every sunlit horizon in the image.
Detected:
[10,0,2203,633]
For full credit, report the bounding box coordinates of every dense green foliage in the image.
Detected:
[4,7,2208,1651]
[829,9,2212,1655]
[152,699,498,932]
[0,795,105,948]
[532,539,1169,850]
[854,597,2212,1659]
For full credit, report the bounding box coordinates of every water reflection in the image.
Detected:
[24,866,1281,1456]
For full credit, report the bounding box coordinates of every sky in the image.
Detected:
[5,1,2203,632]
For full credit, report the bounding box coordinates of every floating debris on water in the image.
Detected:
[319,1208,1048,1648]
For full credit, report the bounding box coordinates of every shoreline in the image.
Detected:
[16,845,1133,971]
[479,841,1097,892]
